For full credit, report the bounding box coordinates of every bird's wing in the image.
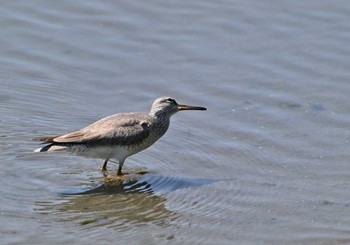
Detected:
[51,113,151,146]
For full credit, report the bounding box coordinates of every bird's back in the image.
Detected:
[34,111,170,155]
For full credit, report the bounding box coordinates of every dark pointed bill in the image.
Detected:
[178,104,207,111]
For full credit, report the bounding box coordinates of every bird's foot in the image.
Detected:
[101,168,109,177]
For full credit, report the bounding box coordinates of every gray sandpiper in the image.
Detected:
[34,96,207,176]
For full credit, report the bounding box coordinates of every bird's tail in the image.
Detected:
[34,144,67,152]
[33,136,67,152]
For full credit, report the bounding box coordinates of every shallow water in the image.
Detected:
[1,0,350,244]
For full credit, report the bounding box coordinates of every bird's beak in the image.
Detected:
[178,104,207,111]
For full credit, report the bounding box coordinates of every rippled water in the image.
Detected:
[1,0,350,244]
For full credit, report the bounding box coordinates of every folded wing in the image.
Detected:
[34,113,151,147]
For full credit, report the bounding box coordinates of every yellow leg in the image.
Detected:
[102,159,109,171]
[117,159,125,176]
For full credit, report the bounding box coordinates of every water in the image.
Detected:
[1,0,350,244]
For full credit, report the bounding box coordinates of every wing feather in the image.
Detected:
[45,113,151,146]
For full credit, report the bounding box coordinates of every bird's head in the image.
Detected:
[150,96,206,117]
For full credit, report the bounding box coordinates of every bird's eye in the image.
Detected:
[166,98,175,103]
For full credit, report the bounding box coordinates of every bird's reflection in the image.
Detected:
[36,173,216,229]
[65,174,155,196]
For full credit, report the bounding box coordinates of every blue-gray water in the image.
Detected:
[1,0,350,244]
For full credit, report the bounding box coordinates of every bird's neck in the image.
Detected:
[149,108,167,118]
[149,111,171,135]
[150,111,170,122]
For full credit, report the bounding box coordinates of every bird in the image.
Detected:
[33,96,207,176]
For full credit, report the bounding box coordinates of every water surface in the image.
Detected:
[1,0,350,244]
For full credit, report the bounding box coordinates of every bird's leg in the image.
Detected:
[117,159,125,176]
[102,159,109,173]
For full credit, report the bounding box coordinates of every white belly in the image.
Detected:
[67,145,132,162]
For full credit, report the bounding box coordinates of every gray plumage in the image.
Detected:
[34,96,206,176]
